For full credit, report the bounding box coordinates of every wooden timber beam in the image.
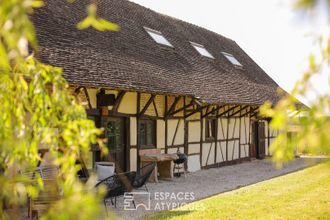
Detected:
[204,106,210,117]
[185,105,208,118]
[74,86,92,109]
[202,105,225,118]
[138,94,155,117]
[250,110,259,118]
[112,91,126,113]
[165,96,181,118]
[217,105,239,118]
[152,99,158,117]
[240,106,253,118]
[240,106,259,118]
[169,99,194,117]
[192,98,203,107]
[227,105,249,117]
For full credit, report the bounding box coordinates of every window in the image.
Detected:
[205,119,217,139]
[144,27,173,47]
[139,119,156,148]
[190,42,214,59]
[222,52,243,66]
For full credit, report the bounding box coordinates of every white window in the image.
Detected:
[190,42,214,59]
[222,52,243,66]
[144,27,173,47]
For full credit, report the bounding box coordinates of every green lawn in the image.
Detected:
[147,161,330,220]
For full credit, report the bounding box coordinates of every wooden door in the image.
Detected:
[258,122,266,159]
[251,122,257,158]
[102,117,127,172]
[252,121,266,159]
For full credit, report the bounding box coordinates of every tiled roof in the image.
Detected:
[32,0,284,105]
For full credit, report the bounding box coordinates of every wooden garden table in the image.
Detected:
[140,153,179,183]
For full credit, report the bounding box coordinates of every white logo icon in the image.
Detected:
[124,192,151,211]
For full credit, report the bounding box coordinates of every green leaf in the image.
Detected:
[31,0,44,8]
[76,16,94,30]
[86,4,97,16]
[294,0,317,9]
[0,43,10,71]
[98,18,120,31]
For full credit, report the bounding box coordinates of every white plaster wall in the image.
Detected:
[244,144,250,158]
[130,148,137,171]
[207,143,215,166]
[216,141,226,163]
[157,120,165,149]
[227,141,235,161]
[118,92,137,114]
[240,144,249,158]
[233,140,239,160]
[228,118,240,139]
[130,117,137,146]
[87,88,97,108]
[188,144,200,154]
[218,118,228,139]
[187,155,200,172]
[167,119,184,146]
[186,112,201,120]
[240,117,250,160]
[175,120,184,145]
[202,143,215,166]
[188,121,200,142]
[173,98,185,117]
[234,118,240,138]
[167,147,184,154]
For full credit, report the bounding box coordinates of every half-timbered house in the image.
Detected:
[32,0,282,173]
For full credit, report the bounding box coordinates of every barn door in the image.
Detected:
[258,122,266,158]
[252,121,266,159]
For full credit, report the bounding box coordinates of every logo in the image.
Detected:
[123,191,204,211]
[124,192,151,211]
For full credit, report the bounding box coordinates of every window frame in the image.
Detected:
[139,119,156,149]
[205,118,217,140]
[144,27,174,47]
[190,42,215,59]
[221,52,243,67]
[86,111,101,169]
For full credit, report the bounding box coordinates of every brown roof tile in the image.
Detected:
[32,0,284,105]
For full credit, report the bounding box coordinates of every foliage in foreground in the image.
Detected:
[148,160,330,220]
[0,0,117,219]
[260,0,330,165]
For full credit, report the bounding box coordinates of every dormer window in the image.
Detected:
[190,42,214,59]
[144,27,173,47]
[222,52,243,66]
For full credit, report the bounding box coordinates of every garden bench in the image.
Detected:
[20,166,61,219]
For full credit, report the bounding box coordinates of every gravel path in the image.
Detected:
[109,157,323,220]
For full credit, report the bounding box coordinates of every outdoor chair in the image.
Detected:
[132,162,156,192]
[95,171,136,208]
[20,165,61,219]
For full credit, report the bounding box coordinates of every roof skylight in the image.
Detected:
[190,42,214,59]
[222,52,243,66]
[144,27,173,47]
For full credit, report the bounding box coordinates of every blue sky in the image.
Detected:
[130,0,328,104]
